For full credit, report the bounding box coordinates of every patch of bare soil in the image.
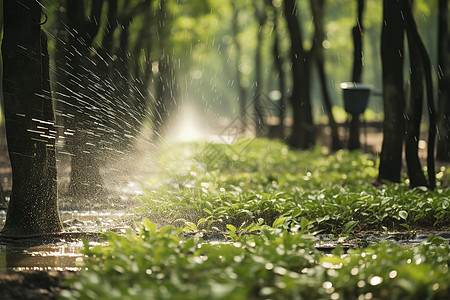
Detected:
[0,271,75,300]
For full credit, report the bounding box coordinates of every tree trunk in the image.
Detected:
[272,6,286,138]
[378,0,405,183]
[404,32,428,187]
[436,0,450,161]
[348,0,365,150]
[0,183,7,210]
[232,4,247,130]
[254,4,266,137]
[131,7,153,130]
[284,0,315,149]
[400,0,436,189]
[1,0,62,236]
[310,0,342,150]
[64,0,105,199]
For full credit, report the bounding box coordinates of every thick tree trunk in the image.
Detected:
[348,0,365,150]
[1,1,62,236]
[436,0,450,161]
[63,0,105,199]
[284,0,315,149]
[378,0,405,183]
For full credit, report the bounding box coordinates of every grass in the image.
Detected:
[139,138,450,234]
[60,139,450,299]
[60,220,450,300]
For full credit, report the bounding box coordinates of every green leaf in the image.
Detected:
[142,219,156,234]
[272,217,287,228]
[343,220,358,234]
[399,210,408,221]
[427,234,445,245]
[185,222,198,232]
[226,224,237,233]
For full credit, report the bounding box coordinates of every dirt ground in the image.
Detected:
[0,271,76,300]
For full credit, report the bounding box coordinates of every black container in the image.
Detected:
[340,82,371,115]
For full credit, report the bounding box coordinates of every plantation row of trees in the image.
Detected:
[0,0,448,236]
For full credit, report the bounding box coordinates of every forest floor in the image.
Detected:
[0,123,448,299]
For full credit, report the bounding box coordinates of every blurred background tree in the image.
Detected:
[0,0,444,203]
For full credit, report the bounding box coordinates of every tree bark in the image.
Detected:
[400,0,436,189]
[310,0,342,150]
[404,33,428,187]
[1,0,62,236]
[436,0,450,161]
[62,0,106,199]
[232,4,247,130]
[0,183,7,210]
[378,0,405,183]
[254,3,266,137]
[348,0,365,150]
[153,0,174,137]
[272,5,286,138]
[284,0,315,149]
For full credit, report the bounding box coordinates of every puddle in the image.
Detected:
[0,243,85,272]
[0,209,137,272]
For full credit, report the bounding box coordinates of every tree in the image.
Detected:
[348,0,365,150]
[378,0,405,183]
[378,0,436,189]
[152,0,179,137]
[270,2,287,139]
[436,0,450,161]
[401,0,436,189]
[54,0,152,198]
[1,0,62,236]
[253,0,268,137]
[309,0,342,150]
[57,0,105,199]
[231,1,248,130]
[284,0,315,149]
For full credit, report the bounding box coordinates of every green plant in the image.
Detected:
[61,220,450,300]
[138,139,450,234]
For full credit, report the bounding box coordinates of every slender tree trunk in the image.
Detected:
[272,6,286,138]
[232,5,247,130]
[284,0,315,149]
[152,0,176,137]
[1,0,62,236]
[378,0,405,183]
[348,0,365,150]
[404,28,428,187]
[310,0,342,150]
[254,5,266,137]
[437,0,450,161]
[131,7,153,129]
[400,0,436,189]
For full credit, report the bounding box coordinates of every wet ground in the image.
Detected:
[0,209,134,273]
[1,204,449,299]
[0,127,449,299]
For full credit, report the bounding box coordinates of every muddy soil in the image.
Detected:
[0,271,76,300]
